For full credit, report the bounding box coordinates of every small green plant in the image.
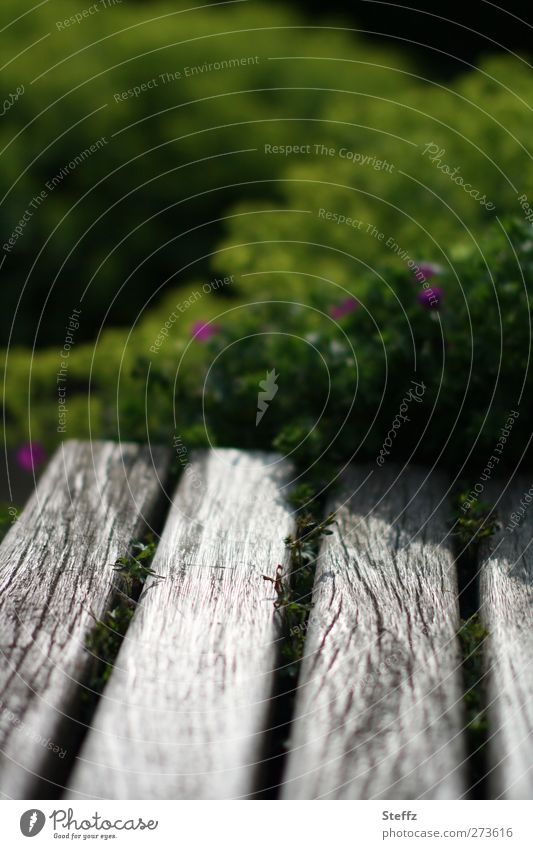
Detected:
[263,507,336,677]
[82,536,161,714]
[452,493,499,551]
[286,483,317,510]
[279,510,336,677]
[256,499,337,792]
[112,539,162,595]
[458,615,489,731]
[4,218,533,478]
[457,614,490,793]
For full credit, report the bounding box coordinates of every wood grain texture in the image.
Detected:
[68,449,295,800]
[282,465,466,799]
[0,440,170,798]
[480,479,533,799]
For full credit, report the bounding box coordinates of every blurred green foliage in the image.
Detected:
[6,218,531,478]
[1,0,411,345]
[2,1,532,473]
[215,54,533,287]
[175,218,533,478]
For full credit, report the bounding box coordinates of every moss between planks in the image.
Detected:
[82,537,162,718]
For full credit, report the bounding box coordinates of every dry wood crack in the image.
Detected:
[0,443,530,800]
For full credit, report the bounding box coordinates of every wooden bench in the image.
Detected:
[0,441,531,799]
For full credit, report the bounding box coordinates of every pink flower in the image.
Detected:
[191,321,219,342]
[16,442,46,472]
[414,262,442,282]
[417,287,443,310]
[329,297,358,319]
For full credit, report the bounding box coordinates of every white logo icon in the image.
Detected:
[256,369,279,425]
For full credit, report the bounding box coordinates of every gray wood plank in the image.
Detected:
[282,465,466,799]
[0,440,170,798]
[68,449,295,800]
[480,479,533,799]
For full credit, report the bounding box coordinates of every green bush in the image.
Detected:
[1,0,412,345]
[5,217,532,480]
[4,6,532,475]
[171,218,533,478]
[214,54,533,285]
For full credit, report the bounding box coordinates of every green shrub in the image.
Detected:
[1,0,412,345]
[4,6,532,474]
[5,218,533,476]
[214,55,533,284]
[122,218,533,479]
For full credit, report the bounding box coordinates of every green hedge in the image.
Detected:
[1,0,412,345]
[5,218,531,478]
[136,218,533,477]
[214,54,533,285]
[3,4,532,473]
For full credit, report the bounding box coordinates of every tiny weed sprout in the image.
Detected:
[457,614,490,789]
[458,615,489,733]
[279,509,337,677]
[83,536,162,712]
[261,500,336,678]
[452,493,499,550]
[113,538,164,591]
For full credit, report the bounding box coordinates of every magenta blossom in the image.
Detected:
[414,262,442,282]
[329,297,359,319]
[16,442,46,472]
[417,287,443,310]
[191,321,219,342]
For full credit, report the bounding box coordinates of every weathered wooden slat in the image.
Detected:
[282,465,466,799]
[480,480,533,799]
[68,449,295,800]
[0,440,170,798]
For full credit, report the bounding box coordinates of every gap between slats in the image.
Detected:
[280,465,467,800]
[479,480,533,799]
[2,447,521,800]
[66,449,296,800]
